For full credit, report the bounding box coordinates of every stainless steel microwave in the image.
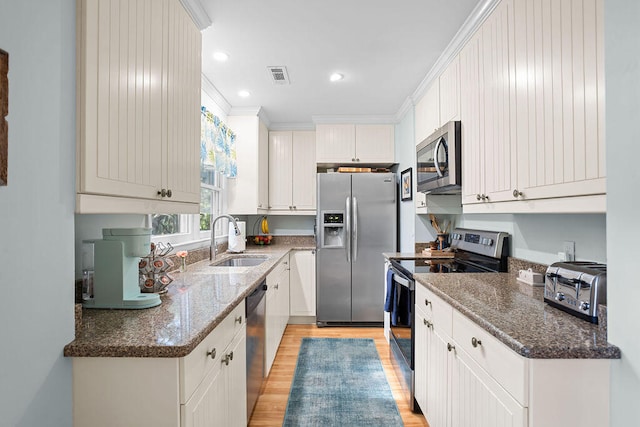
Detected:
[416,120,461,194]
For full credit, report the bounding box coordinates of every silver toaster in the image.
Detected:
[543,261,607,323]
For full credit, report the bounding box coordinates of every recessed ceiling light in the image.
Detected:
[330,73,344,82]
[238,90,250,98]
[213,52,229,62]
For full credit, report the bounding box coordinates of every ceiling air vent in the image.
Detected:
[267,66,290,85]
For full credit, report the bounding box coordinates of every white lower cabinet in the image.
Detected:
[265,254,290,375]
[414,282,609,427]
[289,250,316,318]
[181,326,247,427]
[72,304,247,427]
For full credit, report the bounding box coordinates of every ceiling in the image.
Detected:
[199,0,481,127]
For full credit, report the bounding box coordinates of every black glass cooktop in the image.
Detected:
[391,251,506,278]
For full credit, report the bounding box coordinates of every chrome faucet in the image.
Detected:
[211,214,241,260]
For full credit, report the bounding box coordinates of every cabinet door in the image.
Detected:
[482,0,518,203]
[415,83,440,145]
[258,120,269,210]
[181,358,226,427]
[460,34,484,205]
[514,0,605,200]
[78,0,165,199]
[439,57,460,126]
[164,0,201,204]
[451,346,527,427]
[315,124,356,163]
[291,131,316,210]
[425,328,451,427]
[268,131,293,210]
[226,327,247,427]
[354,124,395,163]
[414,310,429,413]
[289,250,316,317]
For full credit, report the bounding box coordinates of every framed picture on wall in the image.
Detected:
[400,167,412,201]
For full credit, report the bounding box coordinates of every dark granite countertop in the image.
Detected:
[414,273,620,359]
[64,242,315,358]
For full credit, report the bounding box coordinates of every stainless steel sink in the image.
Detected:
[210,256,268,267]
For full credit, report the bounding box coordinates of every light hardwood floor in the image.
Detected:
[248,324,429,427]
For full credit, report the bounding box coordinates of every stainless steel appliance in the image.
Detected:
[388,228,509,412]
[316,172,397,325]
[416,120,461,194]
[246,280,266,419]
[544,261,607,323]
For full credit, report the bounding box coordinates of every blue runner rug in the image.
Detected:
[283,338,404,427]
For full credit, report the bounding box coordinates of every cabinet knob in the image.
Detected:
[293,205,297,209]
[424,319,433,329]
[228,350,234,361]
[207,348,217,359]
[513,189,523,198]
[235,315,242,324]
[447,343,455,352]
[471,337,482,348]
[352,158,356,162]
[222,355,230,366]
[258,204,262,208]
[167,189,172,198]
[275,284,279,290]
[356,158,360,162]
[157,188,173,198]
[476,194,481,201]
[289,206,293,209]
[424,298,431,307]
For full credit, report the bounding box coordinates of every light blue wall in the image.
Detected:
[395,107,416,252]
[0,1,76,425]
[605,0,640,424]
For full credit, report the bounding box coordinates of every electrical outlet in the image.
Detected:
[563,241,575,261]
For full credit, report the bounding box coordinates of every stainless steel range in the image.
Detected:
[387,228,509,413]
[544,261,607,323]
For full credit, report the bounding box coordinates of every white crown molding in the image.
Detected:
[201,75,231,114]
[312,115,397,125]
[268,122,316,131]
[410,0,501,103]
[228,106,263,117]
[394,96,415,123]
[179,0,212,31]
[257,110,271,128]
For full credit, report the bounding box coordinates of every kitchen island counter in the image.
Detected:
[414,272,620,359]
[64,242,314,358]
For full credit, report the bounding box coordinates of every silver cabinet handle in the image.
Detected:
[513,189,523,198]
[207,348,216,359]
[235,315,242,324]
[352,196,358,262]
[471,337,482,348]
[447,343,455,352]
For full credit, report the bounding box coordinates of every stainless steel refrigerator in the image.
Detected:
[316,173,397,325]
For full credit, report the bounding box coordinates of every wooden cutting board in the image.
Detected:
[421,249,455,258]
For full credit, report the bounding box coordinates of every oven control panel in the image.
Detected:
[450,228,508,259]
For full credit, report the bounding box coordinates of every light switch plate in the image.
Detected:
[563,241,575,261]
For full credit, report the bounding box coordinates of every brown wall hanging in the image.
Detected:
[0,49,7,186]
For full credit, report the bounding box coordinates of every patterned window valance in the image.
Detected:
[201,106,237,178]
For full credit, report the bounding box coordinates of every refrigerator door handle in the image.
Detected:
[345,196,351,262]
[352,196,358,262]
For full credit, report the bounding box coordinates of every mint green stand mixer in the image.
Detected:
[83,228,161,309]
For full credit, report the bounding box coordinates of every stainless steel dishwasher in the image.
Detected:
[246,280,266,420]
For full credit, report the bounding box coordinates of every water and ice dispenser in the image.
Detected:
[320,211,345,248]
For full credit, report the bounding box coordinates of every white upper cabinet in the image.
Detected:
[76,0,201,214]
[316,124,394,164]
[227,115,269,215]
[415,83,440,145]
[439,57,461,126]
[513,0,606,201]
[269,130,316,213]
[354,124,395,163]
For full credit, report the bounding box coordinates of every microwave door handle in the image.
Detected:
[352,196,358,262]
[434,137,445,178]
[345,196,351,263]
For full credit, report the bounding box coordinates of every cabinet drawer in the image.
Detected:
[180,303,244,403]
[452,309,528,406]
[415,283,452,336]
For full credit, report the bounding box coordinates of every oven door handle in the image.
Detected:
[392,270,412,288]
